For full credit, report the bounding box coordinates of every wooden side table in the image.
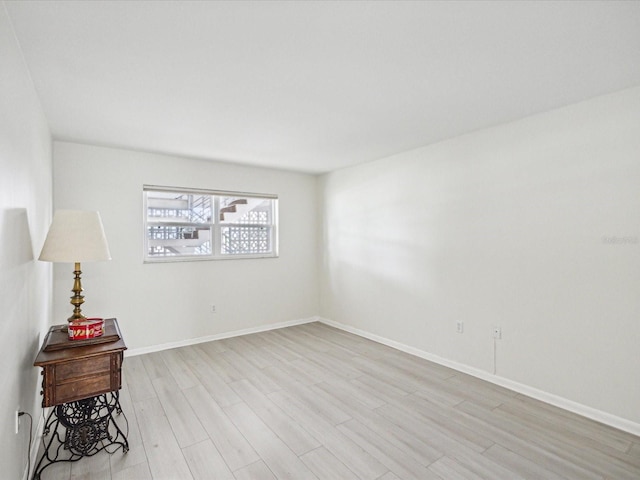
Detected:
[33,318,129,479]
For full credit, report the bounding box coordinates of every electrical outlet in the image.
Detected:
[14,408,19,434]
[492,326,502,339]
[456,321,464,334]
[210,305,216,313]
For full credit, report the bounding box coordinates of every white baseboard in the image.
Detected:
[125,316,319,357]
[319,317,640,437]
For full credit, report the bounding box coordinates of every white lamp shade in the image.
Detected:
[39,210,111,263]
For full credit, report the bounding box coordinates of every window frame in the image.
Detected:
[143,185,278,263]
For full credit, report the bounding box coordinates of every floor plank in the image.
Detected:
[299,446,360,479]
[151,375,208,448]
[110,461,152,480]
[269,389,389,480]
[482,444,566,480]
[223,401,316,480]
[132,397,193,480]
[336,419,440,480]
[122,355,155,403]
[428,455,483,480]
[181,439,235,480]
[232,461,277,480]
[182,384,259,472]
[229,378,321,456]
[158,348,200,390]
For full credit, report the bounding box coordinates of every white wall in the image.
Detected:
[53,142,318,350]
[0,3,52,478]
[319,86,640,428]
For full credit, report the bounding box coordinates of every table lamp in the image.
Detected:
[39,210,111,323]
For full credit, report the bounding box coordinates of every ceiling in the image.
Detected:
[6,1,640,174]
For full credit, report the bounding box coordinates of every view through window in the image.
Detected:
[144,186,278,261]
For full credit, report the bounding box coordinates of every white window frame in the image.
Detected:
[143,185,278,263]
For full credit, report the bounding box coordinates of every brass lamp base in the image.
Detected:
[68,262,87,323]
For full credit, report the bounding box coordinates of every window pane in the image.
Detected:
[147,226,212,257]
[221,226,271,255]
[147,191,212,224]
[219,197,272,224]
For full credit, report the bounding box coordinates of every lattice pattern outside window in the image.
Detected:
[221,226,270,255]
[236,210,269,225]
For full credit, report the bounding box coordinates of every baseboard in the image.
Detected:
[319,317,640,437]
[125,316,319,357]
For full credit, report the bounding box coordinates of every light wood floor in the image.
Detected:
[39,322,640,479]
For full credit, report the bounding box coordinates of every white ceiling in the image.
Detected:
[6,1,640,174]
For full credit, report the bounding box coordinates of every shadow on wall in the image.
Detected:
[0,207,36,376]
[0,208,34,268]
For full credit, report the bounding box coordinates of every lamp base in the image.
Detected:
[69,262,86,320]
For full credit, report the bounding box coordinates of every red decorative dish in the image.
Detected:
[68,318,104,340]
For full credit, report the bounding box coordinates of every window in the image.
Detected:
[144,186,278,262]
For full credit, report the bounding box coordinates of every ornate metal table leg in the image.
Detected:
[103,391,129,453]
[33,409,62,480]
[32,392,129,479]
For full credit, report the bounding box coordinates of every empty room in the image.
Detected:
[2,1,639,479]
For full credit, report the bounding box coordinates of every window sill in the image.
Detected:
[143,253,278,264]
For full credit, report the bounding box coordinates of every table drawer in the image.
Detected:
[55,373,113,404]
[56,354,111,381]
